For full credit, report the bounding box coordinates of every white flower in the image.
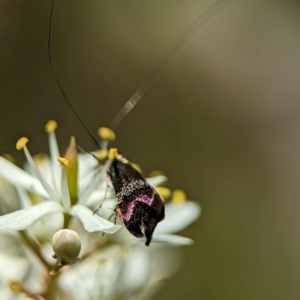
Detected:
[0,227,46,299]
[0,251,29,300]
[58,243,182,300]
[0,120,201,299]
[0,121,121,235]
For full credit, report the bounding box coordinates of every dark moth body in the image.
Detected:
[109,155,165,246]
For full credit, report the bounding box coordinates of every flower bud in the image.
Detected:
[52,229,81,265]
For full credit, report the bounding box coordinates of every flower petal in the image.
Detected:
[79,159,111,203]
[0,176,20,214]
[48,130,62,193]
[23,147,59,201]
[118,246,151,291]
[0,201,64,231]
[112,228,194,246]
[153,233,194,245]
[84,188,115,207]
[15,186,32,209]
[0,157,49,199]
[0,251,29,282]
[155,201,201,234]
[59,245,122,299]
[60,167,71,209]
[69,204,121,234]
[146,175,167,187]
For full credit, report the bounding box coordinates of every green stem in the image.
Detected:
[63,213,71,228]
[19,230,51,271]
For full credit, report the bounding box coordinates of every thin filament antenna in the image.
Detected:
[109,0,231,130]
[48,0,100,147]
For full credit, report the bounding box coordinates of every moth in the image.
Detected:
[109,154,165,246]
[48,0,231,245]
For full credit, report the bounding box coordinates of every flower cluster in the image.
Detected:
[0,121,200,299]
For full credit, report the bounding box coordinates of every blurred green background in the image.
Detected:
[1,0,300,299]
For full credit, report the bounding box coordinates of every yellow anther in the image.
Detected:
[97,149,108,160]
[131,163,142,173]
[148,170,165,177]
[45,120,58,133]
[58,157,69,167]
[108,148,118,160]
[172,189,186,203]
[8,280,24,292]
[16,137,29,150]
[98,127,116,141]
[156,187,171,199]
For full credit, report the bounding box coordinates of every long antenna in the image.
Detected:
[48,0,100,147]
[109,0,232,130]
[48,0,231,138]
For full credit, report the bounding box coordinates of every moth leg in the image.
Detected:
[93,175,111,215]
[114,211,117,225]
[108,209,118,225]
[101,208,118,236]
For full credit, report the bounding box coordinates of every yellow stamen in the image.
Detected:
[172,189,186,203]
[108,148,118,159]
[97,149,108,160]
[8,280,24,292]
[45,120,58,132]
[58,157,69,167]
[98,127,116,141]
[16,137,29,150]
[156,187,171,199]
[148,170,165,177]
